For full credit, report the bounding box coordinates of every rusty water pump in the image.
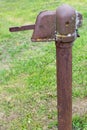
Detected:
[9,4,82,130]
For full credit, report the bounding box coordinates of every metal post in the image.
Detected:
[9,4,82,130]
[55,42,72,130]
[55,4,78,130]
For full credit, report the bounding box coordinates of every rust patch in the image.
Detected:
[31,10,56,41]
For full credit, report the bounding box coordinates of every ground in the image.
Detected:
[0,0,87,130]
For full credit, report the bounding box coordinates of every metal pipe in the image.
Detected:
[9,4,82,130]
[55,42,72,130]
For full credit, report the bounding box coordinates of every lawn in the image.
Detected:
[0,0,87,130]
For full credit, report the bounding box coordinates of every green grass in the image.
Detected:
[73,115,87,130]
[0,0,87,129]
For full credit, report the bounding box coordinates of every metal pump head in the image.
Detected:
[31,11,56,42]
[31,4,82,42]
[9,4,83,42]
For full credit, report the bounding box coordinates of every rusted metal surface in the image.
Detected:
[77,12,83,28]
[9,24,35,32]
[55,5,76,130]
[31,11,56,42]
[56,42,72,130]
[9,6,82,42]
[56,5,78,43]
[9,4,83,130]
[56,4,76,35]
